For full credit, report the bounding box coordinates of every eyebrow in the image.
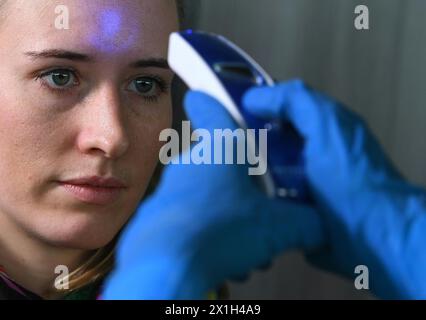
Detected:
[25,50,93,62]
[24,49,170,69]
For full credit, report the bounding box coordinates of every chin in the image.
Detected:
[44,230,116,250]
[52,231,116,250]
[33,214,124,250]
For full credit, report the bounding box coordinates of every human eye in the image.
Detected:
[126,75,169,103]
[35,68,79,93]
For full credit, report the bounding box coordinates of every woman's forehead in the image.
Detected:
[2,0,179,57]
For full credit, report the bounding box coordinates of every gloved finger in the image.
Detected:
[263,199,325,253]
[243,80,403,182]
[182,90,257,178]
[184,90,240,132]
[242,79,333,140]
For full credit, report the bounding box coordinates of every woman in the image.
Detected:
[0,0,182,299]
[0,0,324,300]
[2,0,425,301]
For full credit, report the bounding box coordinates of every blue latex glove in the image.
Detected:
[243,80,426,299]
[101,90,324,300]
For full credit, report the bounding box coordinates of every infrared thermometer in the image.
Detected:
[168,30,310,203]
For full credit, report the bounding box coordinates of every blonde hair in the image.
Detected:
[59,238,117,293]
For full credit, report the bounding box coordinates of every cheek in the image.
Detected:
[0,93,79,214]
[129,101,172,183]
[0,100,47,180]
[0,104,62,171]
[135,99,173,153]
[135,97,173,143]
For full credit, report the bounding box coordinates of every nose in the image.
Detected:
[76,83,130,159]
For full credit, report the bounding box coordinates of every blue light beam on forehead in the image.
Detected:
[87,7,138,53]
[103,9,121,36]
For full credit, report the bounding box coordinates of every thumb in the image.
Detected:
[184,90,240,132]
[242,79,332,140]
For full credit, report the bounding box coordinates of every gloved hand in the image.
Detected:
[243,80,426,299]
[101,91,324,300]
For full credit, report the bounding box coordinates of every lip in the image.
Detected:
[62,176,127,188]
[58,176,127,205]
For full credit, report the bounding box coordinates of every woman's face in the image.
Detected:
[0,0,178,249]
